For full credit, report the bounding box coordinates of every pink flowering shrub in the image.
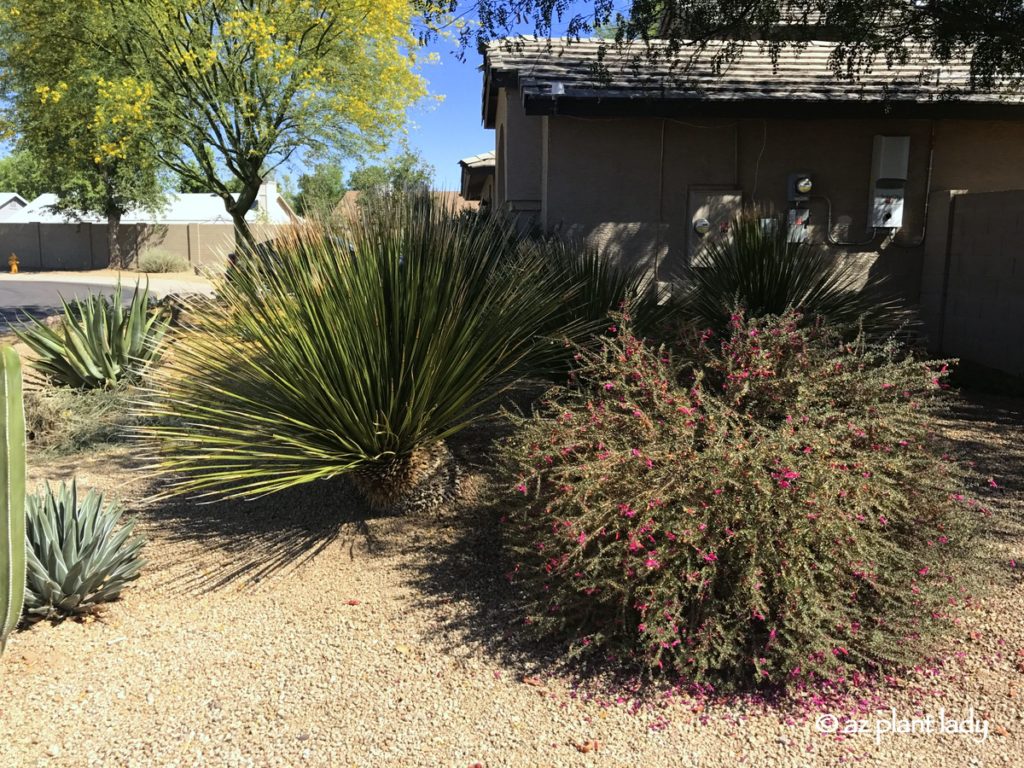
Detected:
[502,310,975,688]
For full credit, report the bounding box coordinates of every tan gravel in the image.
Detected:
[1,391,1022,768]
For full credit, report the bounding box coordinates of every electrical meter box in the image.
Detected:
[871,181,906,228]
[688,189,743,259]
[870,136,910,228]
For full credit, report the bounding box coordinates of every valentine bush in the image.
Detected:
[502,310,976,688]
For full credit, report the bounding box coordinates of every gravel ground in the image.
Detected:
[1,391,1021,768]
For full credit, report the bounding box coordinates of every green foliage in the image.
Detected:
[139,195,578,505]
[536,237,668,345]
[23,481,145,619]
[0,4,168,266]
[502,310,975,687]
[0,346,26,654]
[462,2,1022,87]
[0,149,48,200]
[137,250,189,274]
[347,149,434,198]
[15,283,170,390]
[682,212,912,334]
[295,162,346,217]
[25,386,139,454]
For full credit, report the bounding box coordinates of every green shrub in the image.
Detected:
[502,310,974,688]
[139,195,584,510]
[15,282,170,389]
[137,250,189,273]
[23,481,145,619]
[682,212,913,334]
[25,385,138,453]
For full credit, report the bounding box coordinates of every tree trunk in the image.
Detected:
[227,181,261,255]
[107,210,124,269]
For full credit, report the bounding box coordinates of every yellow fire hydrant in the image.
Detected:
[8,253,18,274]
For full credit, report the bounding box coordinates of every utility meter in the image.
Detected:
[693,217,711,236]
[787,171,814,202]
[869,136,910,229]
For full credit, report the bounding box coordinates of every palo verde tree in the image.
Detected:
[114,0,429,246]
[0,5,166,268]
[3,1,429,248]
[460,1,1024,86]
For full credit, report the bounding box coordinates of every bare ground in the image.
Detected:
[1,391,1022,768]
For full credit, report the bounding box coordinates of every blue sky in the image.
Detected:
[404,44,493,189]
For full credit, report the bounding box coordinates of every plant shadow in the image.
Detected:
[139,477,393,594]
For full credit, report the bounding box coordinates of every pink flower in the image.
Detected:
[644,557,661,569]
[515,483,527,494]
[988,478,999,488]
[703,552,718,563]
[603,382,615,391]
[618,503,637,518]
[631,448,642,458]
[577,531,587,545]
[918,566,929,576]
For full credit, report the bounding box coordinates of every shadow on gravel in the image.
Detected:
[399,414,600,681]
[140,478,393,593]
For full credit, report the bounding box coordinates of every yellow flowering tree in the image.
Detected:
[115,0,428,245]
[3,1,428,247]
[0,4,167,267]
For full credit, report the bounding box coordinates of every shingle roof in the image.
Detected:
[483,37,1024,125]
[458,151,495,169]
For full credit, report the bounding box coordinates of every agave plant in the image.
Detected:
[140,195,587,511]
[15,282,170,389]
[681,211,914,333]
[23,481,145,619]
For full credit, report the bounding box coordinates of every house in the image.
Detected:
[458,151,495,206]
[481,37,1024,376]
[0,192,28,221]
[1,181,297,270]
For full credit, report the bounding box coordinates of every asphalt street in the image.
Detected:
[0,280,125,330]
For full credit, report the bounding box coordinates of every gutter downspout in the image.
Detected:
[655,119,666,281]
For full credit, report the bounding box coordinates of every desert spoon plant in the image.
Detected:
[0,346,26,654]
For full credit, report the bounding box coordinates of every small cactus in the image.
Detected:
[0,346,26,654]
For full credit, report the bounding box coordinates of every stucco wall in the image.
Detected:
[498,92,1024,305]
[495,88,545,226]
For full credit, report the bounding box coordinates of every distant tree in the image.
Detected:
[0,150,47,200]
[294,163,346,216]
[347,150,434,197]
[0,5,167,267]
[3,1,429,249]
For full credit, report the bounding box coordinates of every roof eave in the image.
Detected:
[522,93,1024,120]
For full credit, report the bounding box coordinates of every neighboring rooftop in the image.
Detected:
[458,151,496,202]
[5,182,296,225]
[484,37,1024,124]
[458,151,496,170]
[0,192,28,220]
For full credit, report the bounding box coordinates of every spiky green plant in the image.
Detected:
[535,237,670,345]
[23,481,145,619]
[15,282,170,389]
[1,346,26,654]
[139,195,582,510]
[682,211,913,333]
